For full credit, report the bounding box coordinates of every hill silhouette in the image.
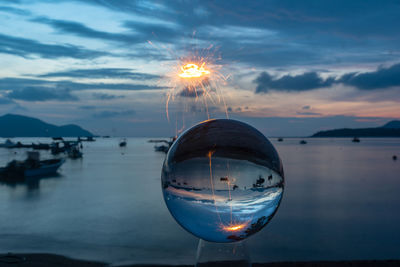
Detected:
[312,120,400,137]
[0,114,93,137]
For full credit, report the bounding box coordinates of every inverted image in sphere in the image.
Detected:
[162,119,284,242]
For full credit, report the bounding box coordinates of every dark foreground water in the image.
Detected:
[0,138,399,265]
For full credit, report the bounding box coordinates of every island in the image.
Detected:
[0,114,93,137]
[311,120,400,137]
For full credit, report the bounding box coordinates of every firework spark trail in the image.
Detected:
[149,39,231,131]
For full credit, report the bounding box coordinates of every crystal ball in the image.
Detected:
[162,119,284,242]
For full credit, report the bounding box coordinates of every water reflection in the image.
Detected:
[0,173,62,193]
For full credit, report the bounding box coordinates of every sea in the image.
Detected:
[0,137,399,265]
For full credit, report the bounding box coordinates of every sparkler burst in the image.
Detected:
[179,62,210,78]
[161,46,230,133]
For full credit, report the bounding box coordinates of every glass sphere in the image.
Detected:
[162,119,284,242]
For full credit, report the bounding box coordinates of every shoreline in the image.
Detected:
[1,253,400,267]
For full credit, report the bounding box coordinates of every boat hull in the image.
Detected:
[24,159,65,177]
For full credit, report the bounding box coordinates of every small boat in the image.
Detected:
[352,137,360,143]
[52,137,64,141]
[119,139,127,147]
[51,142,66,155]
[300,140,307,144]
[78,136,95,142]
[32,143,51,150]
[154,144,168,153]
[0,151,64,179]
[24,159,65,177]
[393,155,397,161]
[0,139,16,148]
[277,138,283,142]
[152,137,176,153]
[68,146,83,159]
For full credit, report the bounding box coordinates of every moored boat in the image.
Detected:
[0,152,64,179]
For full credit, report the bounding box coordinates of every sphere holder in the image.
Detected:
[195,239,251,267]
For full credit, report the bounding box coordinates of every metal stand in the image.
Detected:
[195,239,251,267]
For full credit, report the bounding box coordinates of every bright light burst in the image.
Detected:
[147,39,230,135]
[179,62,210,78]
[222,223,247,232]
[165,54,229,126]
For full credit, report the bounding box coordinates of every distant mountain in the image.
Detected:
[312,120,400,137]
[382,120,400,129]
[0,114,93,137]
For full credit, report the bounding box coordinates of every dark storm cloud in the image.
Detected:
[92,110,136,118]
[92,93,125,100]
[338,63,400,90]
[7,87,78,101]
[0,33,108,59]
[254,72,335,93]
[38,68,160,80]
[0,77,168,91]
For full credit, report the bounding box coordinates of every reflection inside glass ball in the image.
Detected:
[162,119,284,242]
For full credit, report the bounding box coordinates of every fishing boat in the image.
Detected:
[0,139,16,148]
[68,146,83,159]
[352,137,360,143]
[0,152,64,179]
[300,140,307,144]
[78,136,95,142]
[152,136,176,153]
[154,144,169,153]
[119,139,127,147]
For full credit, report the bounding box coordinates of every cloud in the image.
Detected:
[0,33,108,59]
[7,87,78,102]
[296,111,322,116]
[32,17,140,44]
[75,0,400,67]
[338,63,400,90]
[254,63,400,93]
[79,105,96,110]
[38,68,160,80]
[92,93,125,100]
[0,96,14,105]
[92,110,136,118]
[32,17,179,45]
[0,6,31,16]
[0,77,168,91]
[254,72,335,93]
[179,87,204,98]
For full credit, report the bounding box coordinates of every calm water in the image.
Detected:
[0,137,399,265]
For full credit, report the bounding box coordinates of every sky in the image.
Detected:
[0,0,399,137]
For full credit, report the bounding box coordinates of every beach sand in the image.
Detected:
[1,253,400,267]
